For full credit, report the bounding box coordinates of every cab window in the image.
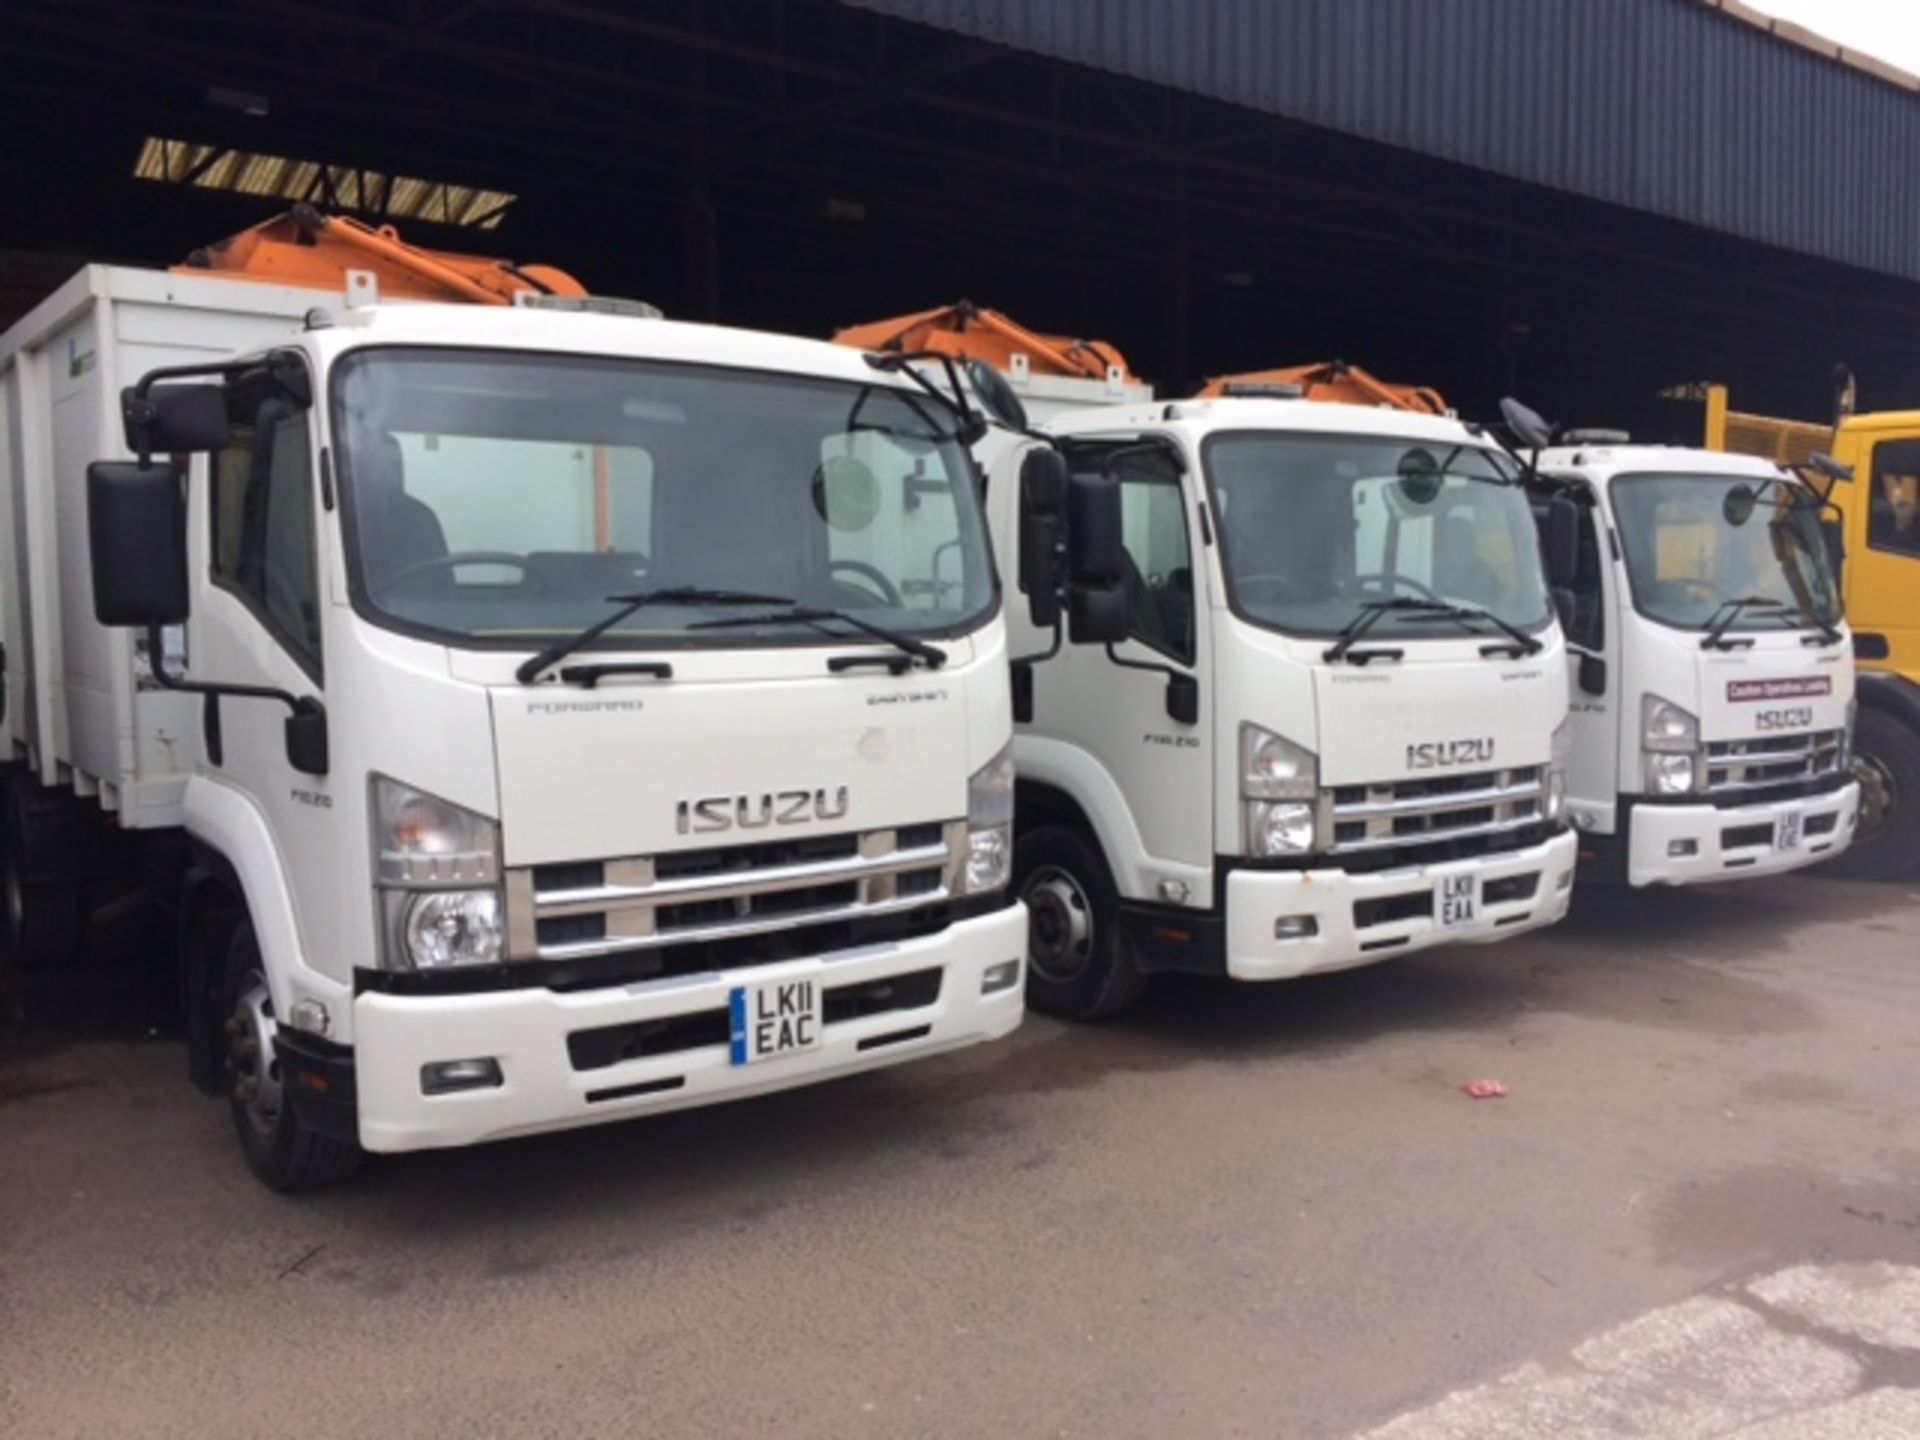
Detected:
[1869,440,1920,559]
[210,384,321,674]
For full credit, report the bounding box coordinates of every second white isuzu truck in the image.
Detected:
[1529,435,1859,885]
[1,237,1028,1188]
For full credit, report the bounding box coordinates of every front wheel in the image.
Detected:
[1015,825,1146,1020]
[1821,708,1920,881]
[222,918,362,1191]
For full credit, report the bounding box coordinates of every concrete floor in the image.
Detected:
[2,876,1917,1439]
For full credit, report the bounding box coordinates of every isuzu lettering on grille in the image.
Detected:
[676,787,851,835]
[1406,737,1495,770]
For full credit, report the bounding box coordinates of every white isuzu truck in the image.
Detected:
[0,244,1026,1188]
[1525,431,1859,884]
[834,312,1579,1018]
[990,393,1580,1017]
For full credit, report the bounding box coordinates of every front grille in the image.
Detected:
[508,821,966,968]
[1721,822,1774,851]
[1326,766,1546,867]
[1706,729,1844,799]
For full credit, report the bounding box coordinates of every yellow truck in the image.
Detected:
[1699,382,1920,879]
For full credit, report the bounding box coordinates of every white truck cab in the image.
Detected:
[983,393,1579,1017]
[1534,440,1859,885]
[2,269,1025,1187]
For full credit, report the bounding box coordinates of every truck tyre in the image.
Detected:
[1,770,86,971]
[1823,708,1920,882]
[1016,824,1146,1020]
[221,917,362,1191]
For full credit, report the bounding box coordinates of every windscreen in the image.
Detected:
[331,348,995,647]
[1610,472,1840,633]
[1204,432,1550,638]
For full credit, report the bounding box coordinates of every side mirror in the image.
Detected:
[1019,449,1068,628]
[1499,396,1556,451]
[967,359,1029,434]
[121,382,229,462]
[1808,452,1852,484]
[1578,652,1607,696]
[1068,581,1128,644]
[1821,515,1845,588]
[1067,472,1123,585]
[1545,495,1579,587]
[87,461,189,627]
[1550,585,1577,634]
[1065,471,1127,643]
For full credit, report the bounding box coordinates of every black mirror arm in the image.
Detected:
[1012,615,1065,671]
[1103,642,1199,725]
[143,623,309,716]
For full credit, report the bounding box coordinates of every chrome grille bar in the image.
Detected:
[506,821,965,962]
[1323,766,1545,858]
[1706,729,1844,794]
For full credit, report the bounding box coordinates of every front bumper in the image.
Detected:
[346,903,1026,1154]
[1223,830,1577,982]
[1626,782,1858,887]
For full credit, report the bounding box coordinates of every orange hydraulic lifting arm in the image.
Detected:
[833,300,1138,383]
[174,203,587,304]
[1194,359,1449,415]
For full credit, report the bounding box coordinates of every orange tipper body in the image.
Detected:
[1194,360,1449,415]
[172,203,587,304]
[833,300,1138,383]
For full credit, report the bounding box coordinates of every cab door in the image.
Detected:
[192,364,337,981]
[1855,435,1920,677]
[1560,486,1618,828]
[1028,441,1211,903]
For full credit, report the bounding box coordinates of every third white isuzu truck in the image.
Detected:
[1,219,1026,1188]
[1529,435,1859,885]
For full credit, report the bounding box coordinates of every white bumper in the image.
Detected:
[351,903,1027,1153]
[1626,782,1858,887]
[1222,830,1577,982]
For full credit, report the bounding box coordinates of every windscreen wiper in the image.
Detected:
[1700,595,1790,651]
[1321,597,1451,663]
[692,605,948,669]
[515,587,795,685]
[1401,602,1545,657]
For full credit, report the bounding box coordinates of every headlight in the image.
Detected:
[1640,695,1699,753]
[372,776,504,969]
[1639,693,1703,797]
[1242,724,1317,800]
[1246,800,1315,857]
[1546,716,1572,821]
[964,745,1014,893]
[1645,752,1698,796]
[402,890,505,969]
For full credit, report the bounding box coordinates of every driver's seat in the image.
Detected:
[354,435,451,598]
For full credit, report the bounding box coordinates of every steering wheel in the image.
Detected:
[828,560,902,607]
[1352,572,1443,604]
[381,551,550,596]
[1233,572,1302,604]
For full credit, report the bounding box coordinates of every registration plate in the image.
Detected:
[1435,872,1482,930]
[1774,811,1803,852]
[729,975,824,1066]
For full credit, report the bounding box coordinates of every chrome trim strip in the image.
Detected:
[1331,778,1544,820]
[1328,811,1543,856]
[531,841,951,918]
[533,885,954,961]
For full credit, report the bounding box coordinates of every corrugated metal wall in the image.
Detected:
[846,0,1920,283]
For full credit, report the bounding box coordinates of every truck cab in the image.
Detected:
[988,395,1579,1017]
[6,269,1026,1188]
[1535,441,1859,885]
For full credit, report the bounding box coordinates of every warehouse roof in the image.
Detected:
[850,0,1920,284]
